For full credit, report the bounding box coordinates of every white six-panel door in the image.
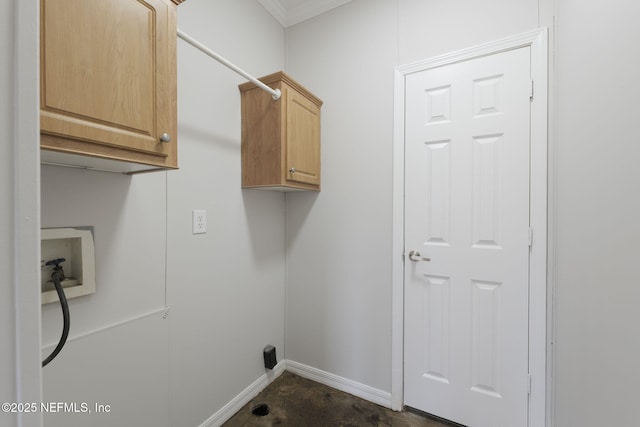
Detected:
[403,46,532,427]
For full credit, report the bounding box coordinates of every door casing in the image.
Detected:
[391,28,549,427]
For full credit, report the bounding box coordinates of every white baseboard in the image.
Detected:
[285,360,393,409]
[199,360,286,427]
[199,359,393,427]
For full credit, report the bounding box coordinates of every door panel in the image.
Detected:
[404,47,531,427]
[286,88,321,186]
[41,0,172,158]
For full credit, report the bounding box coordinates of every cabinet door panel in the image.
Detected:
[41,0,174,160]
[285,88,320,186]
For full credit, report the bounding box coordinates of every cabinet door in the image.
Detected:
[285,88,320,187]
[40,0,176,167]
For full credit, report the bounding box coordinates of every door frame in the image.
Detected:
[12,1,44,427]
[391,28,549,427]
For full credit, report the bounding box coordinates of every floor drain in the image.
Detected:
[251,403,270,417]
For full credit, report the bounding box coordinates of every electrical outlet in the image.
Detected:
[192,210,207,234]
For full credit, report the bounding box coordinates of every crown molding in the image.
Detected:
[257,0,288,27]
[258,0,352,28]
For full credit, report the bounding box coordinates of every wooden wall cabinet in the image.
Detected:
[40,0,184,174]
[240,72,322,191]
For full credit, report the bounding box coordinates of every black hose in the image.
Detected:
[42,274,70,367]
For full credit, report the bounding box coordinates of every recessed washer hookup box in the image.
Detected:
[41,227,96,305]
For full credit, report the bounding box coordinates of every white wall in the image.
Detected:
[398,0,539,64]
[41,166,170,427]
[553,1,640,425]
[168,1,285,425]
[40,1,285,426]
[41,168,167,340]
[284,0,540,395]
[284,0,398,392]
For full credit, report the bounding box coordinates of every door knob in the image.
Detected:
[408,250,430,262]
[159,133,171,143]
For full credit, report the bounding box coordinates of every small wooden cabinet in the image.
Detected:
[40,0,184,173]
[240,72,322,191]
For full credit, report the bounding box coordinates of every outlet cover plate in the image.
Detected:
[193,210,207,234]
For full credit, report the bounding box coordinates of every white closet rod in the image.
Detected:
[177,28,281,100]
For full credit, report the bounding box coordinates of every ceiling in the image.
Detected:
[257,0,352,28]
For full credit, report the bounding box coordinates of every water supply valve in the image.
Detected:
[45,257,67,280]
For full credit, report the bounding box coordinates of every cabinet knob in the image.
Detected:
[289,168,296,174]
[159,133,172,143]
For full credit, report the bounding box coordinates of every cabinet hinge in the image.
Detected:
[528,227,533,248]
[527,374,532,395]
[530,80,534,100]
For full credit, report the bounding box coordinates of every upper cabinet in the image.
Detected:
[240,72,322,191]
[40,0,184,174]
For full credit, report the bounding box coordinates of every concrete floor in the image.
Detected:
[223,371,456,427]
